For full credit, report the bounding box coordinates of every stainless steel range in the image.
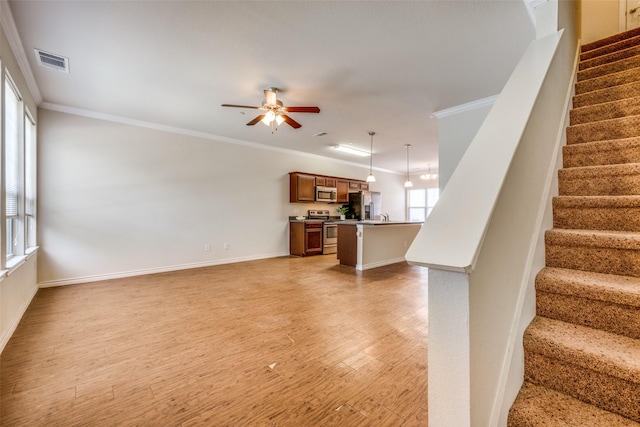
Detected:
[308,210,337,255]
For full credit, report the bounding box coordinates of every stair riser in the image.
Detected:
[558,173,640,196]
[573,81,640,109]
[580,45,640,72]
[563,140,640,168]
[570,98,640,125]
[553,206,640,231]
[566,120,640,145]
[524,352,640,422]
[581,27,640,53]
[580,35,640,62]
[576,68,640,95]
[546,244,640,277]
[578,55,640,82]
[536,291,640,339]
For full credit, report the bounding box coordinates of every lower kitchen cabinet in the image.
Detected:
[290,221,323,256]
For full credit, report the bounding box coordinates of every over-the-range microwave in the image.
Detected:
[315,186,337,203]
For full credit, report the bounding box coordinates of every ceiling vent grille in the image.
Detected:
[34,49,69,73]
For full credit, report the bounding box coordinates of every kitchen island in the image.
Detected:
[336,221,422,270]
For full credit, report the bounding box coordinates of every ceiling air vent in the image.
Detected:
[34,49,69,73]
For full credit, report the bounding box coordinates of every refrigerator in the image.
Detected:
[348,191,381,220]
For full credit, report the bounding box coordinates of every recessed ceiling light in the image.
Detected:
[333,145,370,157]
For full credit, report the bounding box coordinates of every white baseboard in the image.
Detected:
[356,257,406,271]
[38,252,289,288]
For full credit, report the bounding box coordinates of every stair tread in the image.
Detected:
[546,228,640,249]
[554,195,640,208]
[580,35,640,62]
[575,65,640,95]
[573,80,640,108]
[559,162,640,176]
[581,27,640,53]
[571,95,640,124]
[537,267,640,307]
[580,44,640,72]
[563,136,640,155]
[509,381,640,426]
[526,316,640,383]
[578,54,640,82]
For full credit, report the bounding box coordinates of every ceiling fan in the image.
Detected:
[222,87,320,129]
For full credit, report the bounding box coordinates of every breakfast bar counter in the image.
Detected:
[336,221,422,270]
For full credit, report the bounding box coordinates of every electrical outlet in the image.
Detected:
[224,243,229,250]
[204,244,211,251]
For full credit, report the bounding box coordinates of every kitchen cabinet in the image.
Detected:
[290,221,323,256]
[315,177,337,187]
[336,179,349,203]
[290,173,316,202]
[349,181,369,191]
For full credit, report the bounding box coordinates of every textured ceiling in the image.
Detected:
[8,0,535,175]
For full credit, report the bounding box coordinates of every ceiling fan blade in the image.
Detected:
[221,104,260,109]
[283,106,320,113]
[280,114,302,129]
[264,89,278,106]
[246,114,265,126]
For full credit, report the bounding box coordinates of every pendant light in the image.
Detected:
[366,131,376,182]
[404,144,413,188]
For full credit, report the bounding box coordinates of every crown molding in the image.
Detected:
[432,94,498,119]
[0,0,42,104]
[40,102,400,175]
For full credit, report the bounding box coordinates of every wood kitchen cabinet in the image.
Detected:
[315,177,337,187]
[336,179,349,203]
[290,173,316,202]
[349,181,369,191]
[290,221,323,256]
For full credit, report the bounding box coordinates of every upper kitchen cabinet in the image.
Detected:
[316,177,337,187]
[349,181,369,191]
[290,172,316,202]
[336,179,349,203]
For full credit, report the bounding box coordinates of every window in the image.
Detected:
[25,111,36,250]
[407,187,439,222]
[4,76,22,260]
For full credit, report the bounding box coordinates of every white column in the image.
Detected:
[428,268,471,427]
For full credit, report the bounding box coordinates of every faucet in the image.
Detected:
[381,213,389,222]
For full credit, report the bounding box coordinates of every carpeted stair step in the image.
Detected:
[535,267,640,338]
[508,381,640,426]
[566,115,640,145]
[580,34,640,62]
[523,316,640,422]
[562,136,640,168]
[581,26,640,55]
[563,137,640,168]
[575,66,640,95]
[558,164,640,196]
[573,80,640,109]
[570,96,640,125]
[545,228,640,277]
[578,54,640,82]
[580,44,640,72]
[553,195,640,231]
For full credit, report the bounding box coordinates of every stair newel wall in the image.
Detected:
[406,3,579,425]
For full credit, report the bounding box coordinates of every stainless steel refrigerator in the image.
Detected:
[348,191,381,220]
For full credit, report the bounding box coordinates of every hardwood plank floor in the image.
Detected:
[1,255,428,426]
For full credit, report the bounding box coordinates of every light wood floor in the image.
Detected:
[1,255,429,426]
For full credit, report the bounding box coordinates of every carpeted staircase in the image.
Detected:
[508,28,640,426]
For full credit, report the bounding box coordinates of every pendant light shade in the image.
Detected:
[404,144,413,188]
[366,131,376,182]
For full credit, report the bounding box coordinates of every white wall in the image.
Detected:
[37,109,406,285]
[435,100,494,191]
[581,0,621,44]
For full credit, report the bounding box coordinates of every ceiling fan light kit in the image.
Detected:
[222,87,319,132]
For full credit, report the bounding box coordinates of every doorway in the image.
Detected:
[624,0,640,31]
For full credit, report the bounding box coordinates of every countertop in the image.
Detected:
[334,220,423,226]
